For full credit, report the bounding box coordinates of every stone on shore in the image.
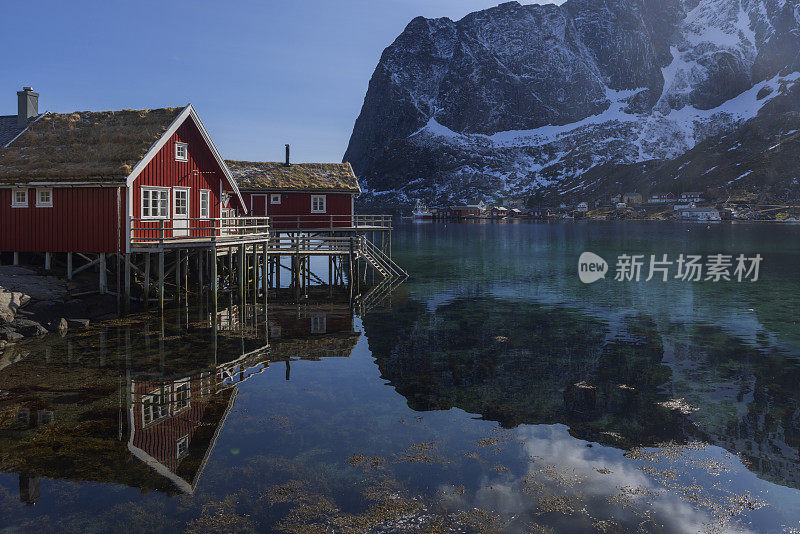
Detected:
[12,319,48,337]
[0,291,30,324]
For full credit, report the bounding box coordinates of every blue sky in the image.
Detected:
[1,0,554,164]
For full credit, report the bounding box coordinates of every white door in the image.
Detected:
[173,188,190,237]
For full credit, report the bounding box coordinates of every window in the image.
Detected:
[35,188,53,207]
[311,194,326,213]
[173,379,191,412]
[176,435,189,458]
[37,410,54,426]
[200,190,210,219]
[141,187,169,218]
[142,390,170,426]
[11,188,28,208]
[16,408,30,426]
[270,194,281,204]
[310,314,327,334]
[175,142,188,162]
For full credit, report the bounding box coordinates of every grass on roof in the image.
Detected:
[0,108,183,182]
[226,161,360,192]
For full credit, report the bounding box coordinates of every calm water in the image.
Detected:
[1,221,800,533]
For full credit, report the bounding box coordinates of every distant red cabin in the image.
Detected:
[226,159,361,229]
[0,91,245,255]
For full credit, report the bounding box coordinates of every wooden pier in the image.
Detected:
[4,214,406,316]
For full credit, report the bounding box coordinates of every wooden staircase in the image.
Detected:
[357,236,408,279]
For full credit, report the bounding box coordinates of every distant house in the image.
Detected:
[648,193,675,204]
[576,202,589,212]
[680,207,720,220]
[615,202,628,210]
[674,203,694,211]
[448,202,486,218]
[594,199,604,208]
[681,192,703,203]
[610,194,622,203]
[623,192,643,205]
[490,206,508,219]
[508,208,523,218]
[530,207,552,219]
[227,148,361,229]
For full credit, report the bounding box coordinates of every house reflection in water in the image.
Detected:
[0,301,361,504]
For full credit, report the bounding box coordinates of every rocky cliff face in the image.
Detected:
[344,0,800,207]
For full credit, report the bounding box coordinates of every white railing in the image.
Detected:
[130,217,270,245]
[267,214,392,230]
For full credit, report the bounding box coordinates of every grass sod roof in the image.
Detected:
[0,107,185,184]
[226,160,361,193]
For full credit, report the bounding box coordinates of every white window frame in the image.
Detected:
[11,188,28,208]
[311,194,326,214]
[200,189,210,219]
[175,142,188,162]
[310,314,327,334]
[141,187,170,219]
[176,435,189,458]
[142,390,170,426]
[173,378,191,413]
[35,188,53,208]
[270,193,282,205]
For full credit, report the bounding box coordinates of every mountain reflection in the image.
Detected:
[362,295,800,490]
[0,302,360,503]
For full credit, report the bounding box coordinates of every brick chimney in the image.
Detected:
[17,87,38,127]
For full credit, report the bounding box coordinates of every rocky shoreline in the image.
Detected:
[0,266,118,347]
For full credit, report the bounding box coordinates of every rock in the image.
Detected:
[0,291,30,324]
[49,318,69,334]
[67,318,90,329]
[0,327,24,342]
[11,319,48,337]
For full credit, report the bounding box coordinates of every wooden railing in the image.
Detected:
[130,217,270,245]
[267,214,392,230]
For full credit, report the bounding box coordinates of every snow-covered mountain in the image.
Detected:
[345,0,800,207]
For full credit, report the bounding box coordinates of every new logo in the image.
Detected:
[578,252,608,284]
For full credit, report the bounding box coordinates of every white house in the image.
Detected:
[577,202,589,212]
[680,207,720,220]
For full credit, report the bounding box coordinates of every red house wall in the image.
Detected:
[0,186,125,253]
[240,191,353,228]
[131,117,243,243]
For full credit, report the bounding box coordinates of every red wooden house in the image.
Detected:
[0,88,246,256]
[226,150,361,229]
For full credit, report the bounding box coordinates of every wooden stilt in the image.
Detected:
[144,252,151,306]
[238,244,245,304]
[67,253,73,280]
[44,252,51,270]
[198,249,204,291]
[124,253,131,312]
[175,250,182,301]
[211,246,218,316]
[158,251,165,313]
[99,253,107,293]
[183,251,189,298]
[13,252,19,266]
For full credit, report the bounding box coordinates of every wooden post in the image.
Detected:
[13,252,19,266]
[183,250,189,298]
[144,252,151,306]
[252,245,258,305]
[198,249,204,291]
[175,250,182,301]
[158,251,165,313]
[99,253,107,293]
[67,253,73,280]
[124,253,131,312]
[44,252,51,270]
[211,246,218,315]
[238,244,245,305]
